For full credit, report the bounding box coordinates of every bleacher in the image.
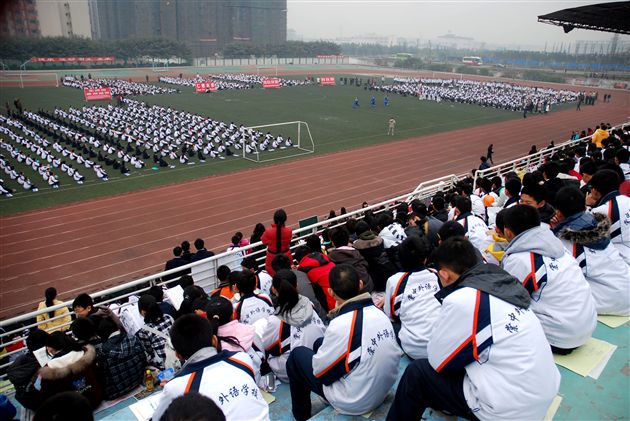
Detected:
[1,122,628,420]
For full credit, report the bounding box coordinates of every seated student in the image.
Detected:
[201,296,263,383]
[294,245,337,312]
[149,314,269,421]
[286,265,401,420]
[161,392,226,421]
[95,315,146,400]
[179,285,208,316]
[503,177,522,209]
[552,187,630,316]
[482,209,509,265]
[242,256,273,297]
[588,169,630,266]
[520,184,555,225]
[38,332,103,409]
[36,287,71,333]
[136,294,175,370]
[271,253,326,320]
[210,265,235,300]
[163,246,190,283]
[34,391,94,421]
[352,221,398,292]
[191,238,215,262]
[453,196,491,252]
[384,236,440,359]
[387,237,560,421]
[233,270,274,325]
[7,329,49,411]
[71,317,102,347]
[147,285,176,317]
[329,228,374,293]
[501,205,597,353]
[72,293,125,333]
[254,270,325,383]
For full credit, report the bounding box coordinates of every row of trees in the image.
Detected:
[221,41,341,58]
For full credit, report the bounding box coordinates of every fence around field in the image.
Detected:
[1,120,628,386]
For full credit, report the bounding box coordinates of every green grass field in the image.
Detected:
[0,75,524,215]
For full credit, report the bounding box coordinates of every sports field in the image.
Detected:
[1,76,528,215]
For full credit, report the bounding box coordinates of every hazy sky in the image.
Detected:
[287,0,627,49]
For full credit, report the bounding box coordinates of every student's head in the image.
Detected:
[505,177,522,198]
[589,169,621,200]
[398,236,431,271]
[376,212,394,230]
[138,294,164,323]
[217,265,231,283]
[34,391,94,421]
[26,329,50,353]
[236,270,256,295]
[437,221,465,243]
[330,227,350,248]
[178,275,194,289]
[240,256,258,273]
[554,187,585,220]
[542,162,560,180]
[328,264,362,303]
[519,185,547,209]
[305,234,322,253]
[204,296,233,326]
[579,160,598,184]
[495,209,507,237]
[161,392,226,421]
[273,209,287,226]
[173,246,183,257]
[502,205,541,241]
[170,314,216,360]
[480,156,487,163]
[72,293,94,318]
[271,253,292,273]
[71,316,97,343]
[147,285,165,302]
[253,223,266,238]
[44,287,57,307]
[434,237,479,286]
[457,183,474,197]
[455,196,472,215]
[293,245,311,265]
[354,220,370,236]
[615,148,629,166]
[181,240,190,252]
[46,331,81,354]
[432,196,445,211]
[194,238,205,251]
[230,235,240,246]
[95,315,119,342]
[272,269,299,315]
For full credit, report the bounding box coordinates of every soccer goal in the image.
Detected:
[242,121,315,163]
[0,72,59,88]
[256,64,278,76]
[151,62,170,73]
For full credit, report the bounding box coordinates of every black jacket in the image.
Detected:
[163,256,190,281]
[191,248,215,263]
[6,353,41,410]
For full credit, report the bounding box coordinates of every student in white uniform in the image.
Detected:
[149,314,269,421]
[388,237,560,421]
[384,236,441,359]
[233,270,274,325]
[454,197,491,252]
[286,264,401,420]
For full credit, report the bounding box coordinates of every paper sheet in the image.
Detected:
[32,347,51,367]
[554,338,617,377]
[164,285,185,311]
[129,392,162,421]
[597,315,630,328]
[261,390,276,404]
[544,395,562,421]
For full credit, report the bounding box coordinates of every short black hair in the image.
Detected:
[438,221,465,242]
[161,392,226,421]
[26,329,50,353]
[217,265,231,282]
[148,285,164,302]
[455,196,472,214]
[240,256,258,271]
[503,205,540,236]
[495,209,507,232]
[178,275,194,289]
[236,270,256,295]
[293,245,311,264]
[71,317,97,342]
[72,293,93,310]
[590,169,621,195]
[505,178,522,198]
[271,253,292,272]
[520,185,546,204]
[95,315,119,341]
[330,227,350,248]
[194,238,205,250]
[555,187,585,217]
[542,162,560,179]
[34,391,94,421]
[329,264,361,300]
[398,236,431,271]
[434,237,479,275]
[170,314,215,360]
[173,246,183,257]
[579,160,598,176]
[432,196,445,210]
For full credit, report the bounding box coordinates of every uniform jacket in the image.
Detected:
[456,212,491,252]
[297,252,336,311]
[313,293,401,416]
[591,191,630,266]
[218,320,264,381]
[234,292,274,325]
[261,224,293,276]
[384,269,441,359]
[150,348,269,421]
[379,223,407,249]
[502,225,597,348]
[555,212,630,316]
[428,263,560,420]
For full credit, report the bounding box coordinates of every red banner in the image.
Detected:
[262,78,281,89]
[84,87,112,101]
[32,56,116,63]
[320,76,336,86]
[613,82,628,89]
[195,81,217,92]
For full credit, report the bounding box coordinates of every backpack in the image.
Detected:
[141,324,181,371]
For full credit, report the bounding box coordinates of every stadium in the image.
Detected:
[0,1,629,420]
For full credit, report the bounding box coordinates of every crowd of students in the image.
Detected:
[372,77,580,112]
[2,121,629,421]
[62,76,178,96]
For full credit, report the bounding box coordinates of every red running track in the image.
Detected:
[1,90,629,319]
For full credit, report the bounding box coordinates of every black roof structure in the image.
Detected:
[538,2,630,35]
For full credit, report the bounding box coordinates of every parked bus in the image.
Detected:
[462,56,483,65]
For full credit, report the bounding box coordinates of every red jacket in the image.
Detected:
[261,224,293,276]
[298,252,336,311]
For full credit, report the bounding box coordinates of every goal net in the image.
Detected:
[0,72,59,88]
[242,121,315,163]
[152,62,170,73]
[256,65,278,76]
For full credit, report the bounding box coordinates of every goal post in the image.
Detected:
[256,64,278,77]
[151,62,169,73]
[242,121,315,163]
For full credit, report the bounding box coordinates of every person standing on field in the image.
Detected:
[388,118,396,136]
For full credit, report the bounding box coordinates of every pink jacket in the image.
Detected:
[218,320,255,352]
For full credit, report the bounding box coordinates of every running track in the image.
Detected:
[1,89,629,319]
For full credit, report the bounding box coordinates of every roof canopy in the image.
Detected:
[538,2,630,35]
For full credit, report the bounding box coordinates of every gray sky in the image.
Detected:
[287,0,627,49]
